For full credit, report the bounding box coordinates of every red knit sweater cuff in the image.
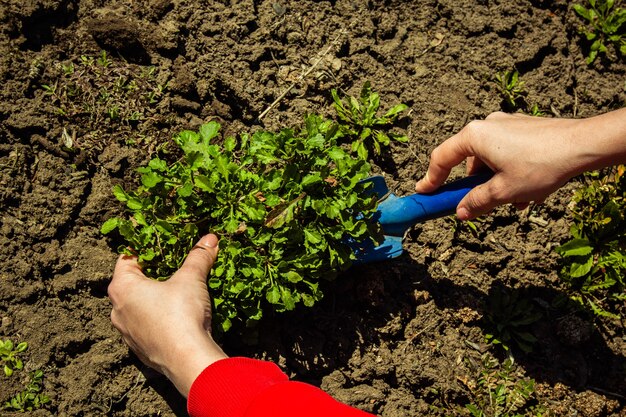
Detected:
[187,357,289,417]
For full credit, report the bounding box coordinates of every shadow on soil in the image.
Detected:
[226,255,625,401]
[139,254,624,413]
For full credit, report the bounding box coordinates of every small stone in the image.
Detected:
[1,316,13,330]
[528,215,549,227]
[412,289,430,304]
[272,3,287,16]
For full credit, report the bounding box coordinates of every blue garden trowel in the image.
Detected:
[350,172,491,264]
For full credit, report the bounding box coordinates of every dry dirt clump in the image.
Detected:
[0,0,625,416]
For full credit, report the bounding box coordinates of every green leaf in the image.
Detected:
[221,318,232,332]
[284,271,302,283]
[266,286,281,304]
[465,404,482,417]
[383,103,408,118]
[567,256,594,278]
[353,140,368,160]
[555,238,593,257]
[281,287,296,310]
[587,49,599,64]
[224,136,237,152]
[215,155,230,179]
[141,171,162,188]
[195,175,214,192]
[301,174,322,187]
[375,130,390,146]
[101,218,120,234]
[127,197,144,210]
[199,122,220,142]
[591,39,602,51]
[304,228,322,244]
[264,193,306,228]
[148,158,168,171]
[390,132,409,143]
[177,182,194,197]
[140,248,156,262]
[573,4,590,20]
[225,218,240,234]
[301,293,315,307]
[364,92,380,123]
[134,212,148,226]
[306,133,325,149]
[327,147,345,160]
[112,185,128,202]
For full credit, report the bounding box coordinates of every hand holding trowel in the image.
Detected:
[351,172,492,264]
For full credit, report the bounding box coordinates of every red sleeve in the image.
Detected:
[187,357,374,417]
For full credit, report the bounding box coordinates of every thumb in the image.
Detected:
[176,234,220,281]
[456,177,504,220]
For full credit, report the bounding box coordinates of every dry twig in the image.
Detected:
[258,31,346,121]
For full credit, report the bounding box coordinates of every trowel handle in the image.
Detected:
[377,172,492,236]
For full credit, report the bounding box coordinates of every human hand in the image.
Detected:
[108,234,227,397]
[415,112,585,220]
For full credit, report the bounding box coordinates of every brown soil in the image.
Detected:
[1,0,625,416]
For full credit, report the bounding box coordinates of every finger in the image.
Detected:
[456,176,507,220]
[415,123,479,193]
[176,234,219,282]
[110,254,146,302]
[112,254,146,286]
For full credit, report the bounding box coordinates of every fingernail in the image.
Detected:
[457,207,470,221]
[415,173,429,192]
[415,178,426,192]
[201,234,219,248]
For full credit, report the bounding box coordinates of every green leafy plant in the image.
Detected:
[493,70,527,110]
[3,370,50,412]
[0,339,27,377]
[555,165,626,319]
[332,81,408,159]
[41,52,168,155]
[447,216,483,238]
[1,340,49,412]
[462,354,546,417]
[483,288,542,353]
[573,0,626,64]
[103,86,407,332]
[527,104,545,117]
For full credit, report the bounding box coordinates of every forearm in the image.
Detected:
[162,331,227,398]
[569,108,626,176]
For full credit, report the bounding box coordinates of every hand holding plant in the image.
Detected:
[108,234,227,397]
